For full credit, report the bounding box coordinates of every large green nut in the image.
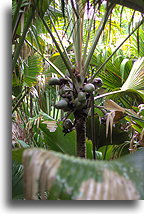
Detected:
[59,88,65,96]
[78,91,86,102]
[92,78,103,88]
[55,99,68,109]
[74,98,82,109]
[63,119,73,130]
[74,98,86,110]
[84,83,95,93]
[59,86,71,97]
[48,77,61,86]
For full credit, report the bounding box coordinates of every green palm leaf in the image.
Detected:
[48,53,67,75]
[95,57,144,104]
[23,54,43,86]
[12,161,24,199]
[23,148,144,200]
[121,57,144,96]
[39,122,77,156]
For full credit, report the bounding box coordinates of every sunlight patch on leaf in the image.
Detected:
[23,149,61,200]
[76,169,140,200]
[22,148,144,200]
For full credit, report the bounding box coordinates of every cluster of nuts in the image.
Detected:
[48,76,103,134]
[48,76,103,112]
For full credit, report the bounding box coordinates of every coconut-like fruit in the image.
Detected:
[92,78,103,89]
[59,88,65,96]
[74,98,82,109]
[74,98,86,110]
[48,77,61,85]
[78,91,86,102]
[84,83,95,93]
[59,77,68,85]
[59,86,71,97]
[63,119,73,130]
[55,99,68,109]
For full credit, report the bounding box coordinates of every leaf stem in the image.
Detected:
[94,90,122,100]
[12,7,35,71]
[25,39,65,78]
[40,15,72,72]
[12,88,30,113]
[12,0,23,41]
[40,15,79,91]
[83,3,115,78]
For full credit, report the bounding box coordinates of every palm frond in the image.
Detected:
[94,56,144,108]
[23,54,43,87]
[121,57,144,95]
[131,28,144,57]
[23,148,144,200]
[108,0,144,13]
[12,161,24,199]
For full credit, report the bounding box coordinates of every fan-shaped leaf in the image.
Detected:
[120,58,132,83]
[121,57,144,95]
[23,54,43,86]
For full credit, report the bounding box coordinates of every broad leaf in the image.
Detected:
[23,54,43,87]
[121,57,144,96]
[40,122,77,156]
[23,148,144,200]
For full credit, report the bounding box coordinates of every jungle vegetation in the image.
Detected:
[12,0,144,200]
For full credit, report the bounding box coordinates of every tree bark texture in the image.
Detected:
[74,111,87,158]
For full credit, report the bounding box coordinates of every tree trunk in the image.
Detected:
[74,110,87,158]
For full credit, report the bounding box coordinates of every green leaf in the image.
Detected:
[23,54,43,87]
[121,57,144,94]
[12,148,25,164]
[120,58,132,83]
[94,107,104,117]
[48,53,67,75]
[23,148,144,200]
[98,145,114,160]
[12,160,24,200]
[17,139,30,148]
[86,139,103,160]
[40,122,77,156]
[86,139,93,160]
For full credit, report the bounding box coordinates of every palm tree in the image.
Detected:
[37,0,144,158]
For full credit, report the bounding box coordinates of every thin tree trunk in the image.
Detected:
[74,111,87,158]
